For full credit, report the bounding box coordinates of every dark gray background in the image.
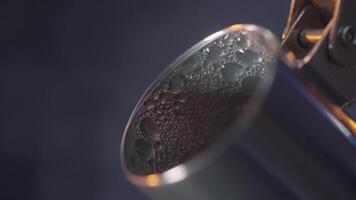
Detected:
[0,0,289,199]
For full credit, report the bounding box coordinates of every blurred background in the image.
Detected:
[0,0,289,199]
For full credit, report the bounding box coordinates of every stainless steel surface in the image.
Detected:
[121,23,356,199]
[120,1,356,199]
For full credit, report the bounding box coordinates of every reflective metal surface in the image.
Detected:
[121,23,356,200]
[120,1,356,196]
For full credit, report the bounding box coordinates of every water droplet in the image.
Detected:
[235,35,248,48]
[176,93,188,103]
[154,142,162,151]
[140,118,161,142]
[221,63,242,82]
[237,48,245,53]
[175,111,185,120]
[168,74,186,93]
[238,49,260,66]
[153,91,162,100]
[179,55,202,74]
[144,101,155,110]
[160,98,167,104]
[134,139,154,160]
[159,115,166,121]
[162,81,170,92]
[206,46,225,63]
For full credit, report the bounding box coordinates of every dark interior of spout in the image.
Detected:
[123,29,274,175]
